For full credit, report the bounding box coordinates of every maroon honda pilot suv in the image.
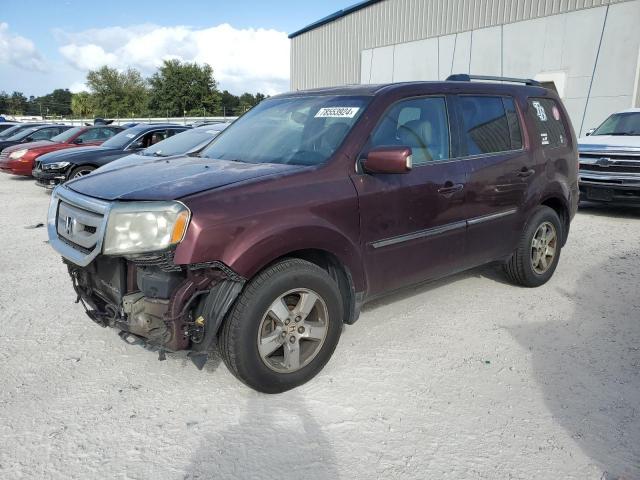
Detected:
[47,75,579,393]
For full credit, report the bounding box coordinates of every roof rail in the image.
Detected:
[446,74,541,87]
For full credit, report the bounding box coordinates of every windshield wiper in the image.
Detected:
[609,132,636,136]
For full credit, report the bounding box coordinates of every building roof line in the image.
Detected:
[288,0,385,39]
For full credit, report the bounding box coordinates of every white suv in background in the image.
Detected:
[578,108,640,205]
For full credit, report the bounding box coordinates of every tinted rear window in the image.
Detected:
[459,96,517,155]
[528,98,567,148]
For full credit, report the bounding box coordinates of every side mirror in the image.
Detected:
[362,146,412,174]
[74,138,83,144]
[22,137,33,143]
[585,128,595,136]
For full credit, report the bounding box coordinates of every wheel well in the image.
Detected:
[541,197,569,245]
[269,249,359,325]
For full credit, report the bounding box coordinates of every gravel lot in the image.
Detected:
[0,173,638,480]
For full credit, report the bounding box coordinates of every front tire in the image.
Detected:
[67,165,95,181]
[218,258,343,393]
[504,206,562,287]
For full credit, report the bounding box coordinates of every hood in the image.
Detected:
[38,145,113,164]
[2,140,53,153]
[0,140,19,151]
[67,156,307,201]
[578,135,640,151]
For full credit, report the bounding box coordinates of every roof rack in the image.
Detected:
[446,74,541,87]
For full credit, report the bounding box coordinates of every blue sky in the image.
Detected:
[0,0,349,96]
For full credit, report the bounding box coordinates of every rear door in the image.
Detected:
[454,95,532,267]
[353,95,470,296]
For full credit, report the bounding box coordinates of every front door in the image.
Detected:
[352,96,470,296]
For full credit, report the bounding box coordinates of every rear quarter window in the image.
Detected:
[528,98,568,149]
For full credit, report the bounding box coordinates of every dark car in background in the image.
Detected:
[35,124,228,187]
[47,76,578,393]
[0,125,124,176]
[32,124,188,185]
[578,108,640,205]
[0,124,71,155]
[0,123,46,139]
[0,122,19,134]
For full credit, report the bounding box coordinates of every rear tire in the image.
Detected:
[67,165,95,181]
[504,206,562,287]
[218,258,343,393]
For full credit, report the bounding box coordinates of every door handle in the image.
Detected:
[517,168,535,178]
[438,182,464,197]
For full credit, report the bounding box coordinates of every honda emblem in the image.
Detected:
[65,216,75,235]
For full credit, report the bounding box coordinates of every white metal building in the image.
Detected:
[289,0,640,135]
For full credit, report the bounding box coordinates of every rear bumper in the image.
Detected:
[579,171,640,205]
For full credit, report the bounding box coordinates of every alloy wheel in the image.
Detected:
[72,169,93,178]
[531,221,557,274]
[257,288,329,373]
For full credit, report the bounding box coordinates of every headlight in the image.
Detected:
[9,149,27,160]
[103,201,191,255]
[42,161,70,170]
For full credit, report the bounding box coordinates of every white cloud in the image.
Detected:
[0,23,47,72]
[57,23,290,95]
[69,81,89,93]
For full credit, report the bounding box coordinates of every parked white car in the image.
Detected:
[578,108,640,205]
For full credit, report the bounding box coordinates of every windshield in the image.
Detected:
[0,125,20,138]
[51,126,83,143]
[141,127,221,157]
[201,95,370,166]
[592,112,640,136]
[6,126,43,141]
[0,124,41,139]
[101,128,144,149]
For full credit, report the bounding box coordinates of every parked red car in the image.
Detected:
[0,125,124,176]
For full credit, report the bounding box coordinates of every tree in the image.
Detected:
[219,90,240,115]
[7,91,28,115]
[71,92,94,118]
[27,89,73,117]
[148,60,220,117]
[86,66,149,117]
[0,91,9,114]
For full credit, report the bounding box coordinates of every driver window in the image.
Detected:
[369,97,450,166]
[31,128,57,140]
[76,129,101,142]
[131,131,165,149]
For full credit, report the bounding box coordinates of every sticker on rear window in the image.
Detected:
[532,101,547,122]
[314,107,360,118]
[540,133,550,145]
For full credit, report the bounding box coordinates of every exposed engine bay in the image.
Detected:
[67,254,244,359]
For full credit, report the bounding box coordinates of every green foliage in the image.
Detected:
[86,66,149,117]
[23,89,73,116]
[2,91,29,115]
[148,60,221,117]
[71,92,94,118]
[1,62,268,119]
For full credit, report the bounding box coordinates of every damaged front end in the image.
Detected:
[48,186,244,361]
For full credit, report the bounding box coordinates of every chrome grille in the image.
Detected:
[0,150,8,163]
[47,186,112,267]
[579,151,640,174]
[57,201,103,250]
